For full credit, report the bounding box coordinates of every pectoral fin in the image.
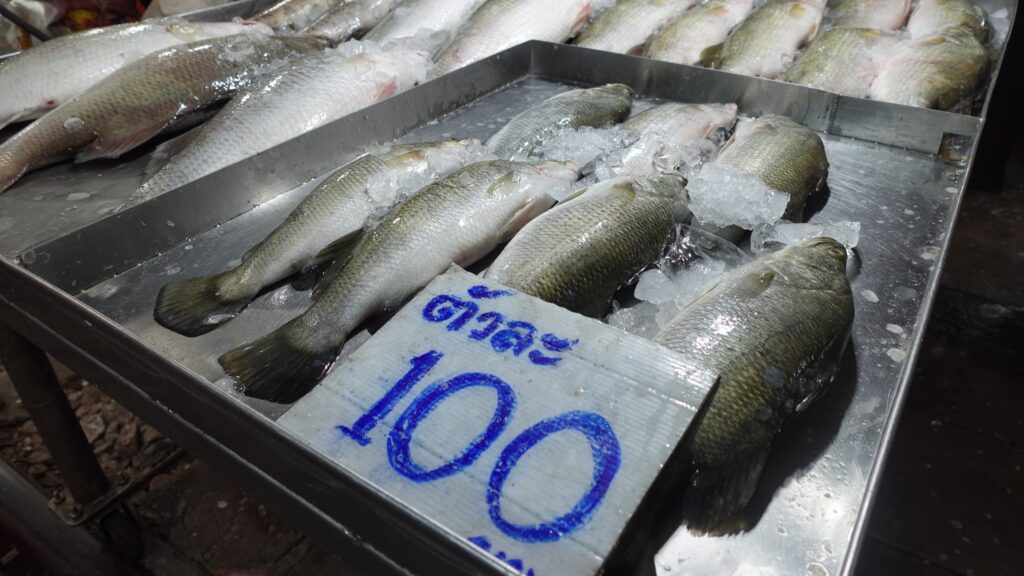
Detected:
[498,196,554,243]
[77,121,169,162]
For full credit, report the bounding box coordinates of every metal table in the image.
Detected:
[0,2,1017,574]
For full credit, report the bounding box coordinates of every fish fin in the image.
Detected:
[682,443,770,535]
[145,127,203,180]
[699,43,724,68]
[296,230,363,295]
[556,185,590,205]
[314,229,363,268]
[76,121,169,162]
[485,171,517,198]
[376,77,398,100]
[0,108,38,131]
[154,274,251,337]
[794,331,850,413]
[498,196,553,243]
[626,44,644,56]
[732,270,776,300]
[219,328,337,404]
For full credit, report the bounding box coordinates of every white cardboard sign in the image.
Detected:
[279,267,716,575]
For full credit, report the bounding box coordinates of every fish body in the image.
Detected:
[254,0,347,33]
[133,47,429,204]
[219,159,579,402]
[575,0,695,55]
[0,33,325,194]
[432,0,593,76]
[784,27,899,98]
[714,0,825,78]
[654,237,854,532]
[154,139,482,336]
[0,20,268,130]
[613,102,738,175]
[869,27,988,111]
[644,0,754,65]
[364,0,483,42]
[907,0,987,41]
[486,83,634,159]
[302,0,398,41]
[827,0,910,30]
[485,173,687,316]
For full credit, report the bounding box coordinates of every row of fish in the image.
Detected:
[147,82,853,532]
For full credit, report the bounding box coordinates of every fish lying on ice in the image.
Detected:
[485,173,689,317]
[655,237,854,533]
[0,19,269,130]
[608,102,738,176]
[301,0,398,41]
[155,139,485,336]
[0,33,327,194]
[363,0,483,43]
[575,0,695,55]
[710,0,826,78]
[784,27,899,98]
[907,0,988,41]
[644,0,754,66]
[219,159,579,403]
[132,45,430,205]
[254,0,347,34]
[827,0,911,31]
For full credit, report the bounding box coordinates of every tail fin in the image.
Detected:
[0,162,27,194]
[681,443,769,535]
[154,275,250,337]
[218,328,337,403]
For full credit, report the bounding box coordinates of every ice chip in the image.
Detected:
[606,301,661,339]
[526,125,628,170]
[751,221,861,253]
[687,163,790,229]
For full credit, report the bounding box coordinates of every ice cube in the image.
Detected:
[606,301,661,338]
[751,221,861,253]
[525,125,627,170]
[687,163,790,229]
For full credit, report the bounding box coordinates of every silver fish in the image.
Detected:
[712,0,826,79]
[485,173,688,316]
[302,0,398,41]
[0,19,268,130]
[575,0,695,55]
[154,139,483,336]
[655,237,854,533]
[254,0,347,33]
[610,102,738,176]
[432,0,593,76]
[132,47,429,205]
[218,159,579,402]
[907,0,988,41]
[486,83,634,159]
[644,0,754,66]
[364,0,483,43]
[0,33,326,194]
[784,27,899,98]
[827,0,911,31]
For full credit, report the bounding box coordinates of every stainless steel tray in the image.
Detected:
[0,35,1011,575]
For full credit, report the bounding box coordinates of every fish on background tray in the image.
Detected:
[574,0,696,55]
[644,0,754,66]
[485,173,690,318]
[253,0,349,34]
[219,159,580,403]
[907,0,988,41]
[784,27,899,99]
[0,19,268,131]
[827,0,911,31]
[709,0,826,79]
[655,237,855,533]
[431,0,593,76]
[363,0,483,44]
[0,33,328,194]
[301,0,398,42]
[154,139,487,336]
[485,83,634,159]
[131,44,431,206]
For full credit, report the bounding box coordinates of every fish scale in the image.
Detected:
[218,159,579,403]
[827,0,911,31]
[132,47,429,205]
[485,173,688,317]
[0,33,326,194]
[784,27,899,98]
[364,0,483,42]
[575,0,696,55]
[644,0,754,66]
[254,0,347,33]
[714,0,825,79]
[907,0,988,41]
[655,237,854,532]
[302,0,398,41]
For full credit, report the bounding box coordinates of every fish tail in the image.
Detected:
[154,275,250,337]
[218,326,338,404]
[682,444,769,535]
[0,154,27,194]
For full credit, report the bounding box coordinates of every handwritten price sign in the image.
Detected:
[279,267,716,575]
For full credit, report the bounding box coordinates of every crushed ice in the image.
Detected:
[751,221,861,253]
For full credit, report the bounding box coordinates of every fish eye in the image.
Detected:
[828,247,845,259]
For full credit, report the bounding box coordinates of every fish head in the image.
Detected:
[502,160,580,205]
[392,138,493,175]
[777,237,850,285]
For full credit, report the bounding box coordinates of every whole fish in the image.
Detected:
[364,0,483,43]
[827,0,910,31]
[612,102,738,175]
[254,0,347,33]
[485,173,688,317]
[0,19,268,130]
[132,47,429,205]
[689,115,828,241]
[0,34,326,195]
[486,83,634,159]
[155,139,482,336]
[655,237,854,532]
[302,0,397,41]
[869,27,989,111]
[711,0,825,78]
[907,0,988,41]
[432,0,593,76]
[575,0,696,55]
[219,159,580,402]
[784,28,899,98]
[644,0,754,66]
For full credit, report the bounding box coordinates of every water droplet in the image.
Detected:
[66,192,90,201]
[885,324,904,334]
[886,348,906,362]
[860,289,879,303]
